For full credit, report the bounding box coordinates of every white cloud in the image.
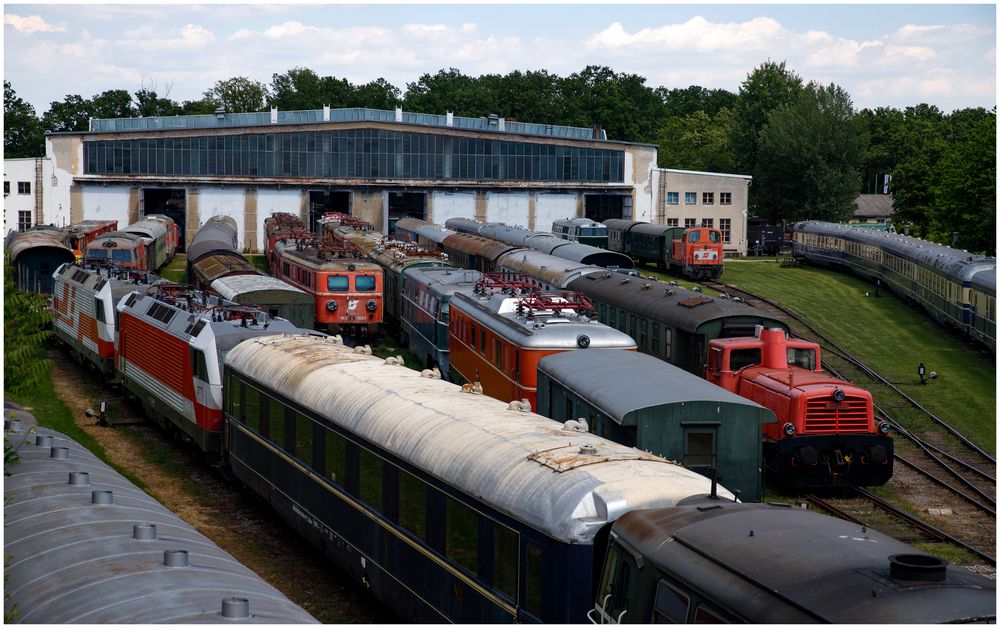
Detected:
[587,17,784,53]
[893,22,992,43]
[881,45,937,64]
[4,14,66,33]
[119,23,216,51]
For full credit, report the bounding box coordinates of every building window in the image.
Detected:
[684,192,696,205]
[3,181,9,195]
[701,218,714,228]
[684,218,697,228]
[666,218,679,227]
[720,192,732,205]
[18,211,32,231]
[17,181,31,194]
[702,192,714,205]
[720,218,731,243]
[666,192,679,205]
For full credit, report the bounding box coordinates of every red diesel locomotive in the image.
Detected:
[706,326,893,487]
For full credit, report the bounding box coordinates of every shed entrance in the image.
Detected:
[141,188,186,251]
[387,191,427,234]
[308,190,352,233]
[585,193,631,222]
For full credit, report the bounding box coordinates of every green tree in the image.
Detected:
[931,113,996,254]
[857,106,904,194]
[404,68,491,117]
[656,108,736,172]
[41,94,93,132]
[204,76,269,113]
[352,77,401,110]
[887,104,947,236]
[752,82,865,223]
[90,89,135,119]
[4,81,44,158]
[731,61,803,175]
[657,85,736,117]
[134,87,182,117]
[558,65,664,142]
[3,265,55,396]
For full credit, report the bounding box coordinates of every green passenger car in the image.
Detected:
[536,349,775,502]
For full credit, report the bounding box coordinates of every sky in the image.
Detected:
[3,2,996,119]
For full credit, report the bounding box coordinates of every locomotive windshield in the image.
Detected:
[327,275,349,291]
[709,231,721,243]
[356,276,376,291]
[730,348,761,370]
[689,231,700,242]
[111,249,134,263]
[86,248,108,259]
[787,348,816,370]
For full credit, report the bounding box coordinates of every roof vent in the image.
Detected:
[579,444,597,455]
[221,597,251,619]
[888,554,947,582]
[68,471,90,486]
[50,446,70,460]
[164,549,190,568]
[35,435,53,448]
[133,523,157,541]
[215,107,226,120]
[92,490,113,505]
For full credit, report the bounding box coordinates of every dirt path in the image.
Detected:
[48,353,397,623]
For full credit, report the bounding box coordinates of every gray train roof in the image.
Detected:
[123,218,169,240]
[495,248,605,288]
[444,217,486,234]
[4,424,317,624]
[395,217,457,243]
[273,240,380,272]
[91,230,148,247]
[552,217,607,230]
[524,233,572,254]
[479,223,537,246]
[451,291,637,350]
[971,267,995,293]
[441,233,520,262]
[568,272,788,333]
[225,335,728,543]
[188,216,239,262]
[405,267,482,299]
[615,502,996,623]
[602,218,646,233]
[794,220,996,283]
[538,349,773,425]
[211,274,312,303]
[537,240,634,268]
[628,222,674,237]
[7,228,74,262]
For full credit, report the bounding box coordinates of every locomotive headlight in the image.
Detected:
[783,422,796,436]
[879,421,891,434]
[366,300,377,312]
[577,334,591,348]
[326,301,338,312]
[832,388,846,402]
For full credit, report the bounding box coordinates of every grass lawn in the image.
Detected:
[159,254,187,284]
[718,259,996,453]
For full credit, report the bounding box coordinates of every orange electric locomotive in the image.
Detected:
[705,326,893,487]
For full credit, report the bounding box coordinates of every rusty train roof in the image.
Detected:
[272,240,381,273]
[495,248,605,289]
[441,232,520,262]
[191,251,258,284]
[7,228,74,262]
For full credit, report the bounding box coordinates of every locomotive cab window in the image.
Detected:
[688,230,700,243]
[787,347,816,370]
[709,231,721,243]
[653,579,690,623]
[729,348,761,371]
[328,275,349,291]
[356,275,376,291]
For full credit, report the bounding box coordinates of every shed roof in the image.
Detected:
[538,349,770,424]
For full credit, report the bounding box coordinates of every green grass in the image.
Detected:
[718,259,995,453]
[159,254,187,283]
[249,254,270,274]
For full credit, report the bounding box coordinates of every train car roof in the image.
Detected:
[444,217,485,234]
[54,263,164,301]
[524,233,572,255]
[794,221,996,281]
[568,272,788,334]
[441,233,521,262]
[332,226,383,257]
[4,424,318,624]
[273,241,381,272]
[404,267,482,298]
[188,217,239,262]
[613,502,995,624]
[191,251,258,284]
[628,222,675,237]
[211,274,312,303]
[971,267,995,293]
[61,219,118,236]
[495,248,605,289]
[479,223,537,246]
[602,219,646,232]
[451,291,637,350]
[123,219,169,240]
[538,240,634,268]
[538,349,773,425]
[394,217,457,243]
[552,217,607,229]
[369,248,453,275]
[7,228,74,262]
[226,335,728,543]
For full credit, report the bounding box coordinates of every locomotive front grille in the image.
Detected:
[804,397,870,433]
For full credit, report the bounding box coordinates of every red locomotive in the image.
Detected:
[706,326,892,487]
[64,220,119,260]
[448,274,636,410]
[669,226,723,280]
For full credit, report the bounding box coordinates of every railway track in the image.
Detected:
[702,279,996,564]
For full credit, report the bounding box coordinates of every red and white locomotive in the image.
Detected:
[706,326,893,487]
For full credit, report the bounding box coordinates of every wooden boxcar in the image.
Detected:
[536,349,775,502]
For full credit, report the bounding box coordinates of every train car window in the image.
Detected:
[398,469,427,540]
[228,374,242,420]
[470,322,477,344]
[493,523,518,600]
[608,553,633,620]
[640,319,649,349]
[112,249,133,263]
[652,324,661,355]
[94,298,106,323]
[445,497,478,573]
[683,428,716,468]
[787,348,816,370]
[359,449,384,513]
[524,541,544,617]
[629,315,638,339]
[356,275,376,291]
[599,303,607,320]
[729,348,761,370]
[608,306,616,326]
[323,428,347,485]
[267,398,286,449]
[328,275,349,291]
[693,605,727,623]
[480,330,486,352]
[243,385,260,432]
[294,412,313,467]
[494,339,503,368]
[653,580,690,623]
[619,310,626,330]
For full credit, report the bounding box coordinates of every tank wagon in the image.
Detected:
[447,218,633,269]
[116,283,301,451]
[536,349,775,502]
[792,220,996,351]
[52,263,163,374]
[604,219,723,280]
[223,334,730,623]
[400,266,481,373]
[3,422,317,624]
[83,214,178,272]
[188,217,315,328]
[707,327,892,487]
[591,501,995,623]
[7,226,76,292]
[448,274,637,409]
[551,217,609,248]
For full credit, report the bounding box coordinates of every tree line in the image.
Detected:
[4,61,994,254]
